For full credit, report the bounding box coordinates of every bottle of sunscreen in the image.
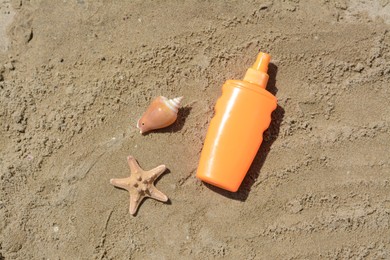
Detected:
[196,52,277,192]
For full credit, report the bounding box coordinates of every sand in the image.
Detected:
[1,0,390,259]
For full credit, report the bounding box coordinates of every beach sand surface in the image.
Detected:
[1,0,390,259]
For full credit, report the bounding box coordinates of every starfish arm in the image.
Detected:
[145,164,166,181]
[127,156,142,174]
[110,178,131,191]
[149,185,168,202]
[129,193,143,215]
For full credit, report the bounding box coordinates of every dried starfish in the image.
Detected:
[110,156,168,215]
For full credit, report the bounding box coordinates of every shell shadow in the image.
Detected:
[146,106,192,135]
[203,63,284,201]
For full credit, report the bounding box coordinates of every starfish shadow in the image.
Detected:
[203,63,284,201]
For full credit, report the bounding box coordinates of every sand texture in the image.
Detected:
[1,0,390,259]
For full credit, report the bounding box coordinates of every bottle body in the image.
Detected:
[196,79,277,192]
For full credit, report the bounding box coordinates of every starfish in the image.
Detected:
[110,156,168,215]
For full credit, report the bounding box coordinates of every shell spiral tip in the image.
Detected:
[173,96,183,103]
[169,96,183,108]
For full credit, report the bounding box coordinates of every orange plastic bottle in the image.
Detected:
[196,52,277,192]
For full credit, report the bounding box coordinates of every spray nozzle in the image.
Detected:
[243,52,270,89]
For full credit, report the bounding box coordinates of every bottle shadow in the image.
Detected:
[203,63,284,201]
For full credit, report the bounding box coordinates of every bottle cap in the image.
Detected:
[243,52,270,89]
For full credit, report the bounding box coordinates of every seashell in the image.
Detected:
[137,96,183,134]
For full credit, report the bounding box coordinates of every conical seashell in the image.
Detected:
[137,96,183,134]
